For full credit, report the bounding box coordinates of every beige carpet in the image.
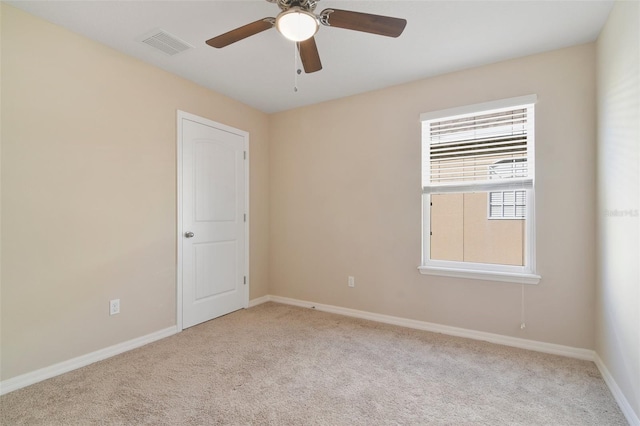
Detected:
[0,302,626,425]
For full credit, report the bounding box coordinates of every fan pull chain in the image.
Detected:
[293,42,299,93]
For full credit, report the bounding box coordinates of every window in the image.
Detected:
[489,190,526,219]
[419,95,540,284]
[488,158,527,220]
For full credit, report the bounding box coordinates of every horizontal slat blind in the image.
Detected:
[423,104,534,189]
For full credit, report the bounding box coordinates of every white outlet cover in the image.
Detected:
[110,299,120,315]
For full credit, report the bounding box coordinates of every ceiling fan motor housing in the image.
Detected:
[268,0,318,13]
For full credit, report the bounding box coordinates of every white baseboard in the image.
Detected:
[248,295,271,308]
[0,326,178,396]
[262,295,595,361]
[594,353,640,426]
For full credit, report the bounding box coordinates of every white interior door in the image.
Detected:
[179,112,248,329]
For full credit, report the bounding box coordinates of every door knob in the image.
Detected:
[185,231,195,238]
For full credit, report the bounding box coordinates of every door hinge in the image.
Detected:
[244,276,247,285]
[430,202,433,206]
[430,231,433,236]
[244,151,247,160]
[244,213,247,222]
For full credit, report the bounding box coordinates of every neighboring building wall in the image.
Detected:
[596,0,640,422]
[431,193,524,266]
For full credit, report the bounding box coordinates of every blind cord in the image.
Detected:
[520,283,526,330]
[520,179,528,331]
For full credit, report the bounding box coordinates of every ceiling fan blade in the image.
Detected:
[321,9,407,38]
[298,37,322,73]
[206,18,275,48]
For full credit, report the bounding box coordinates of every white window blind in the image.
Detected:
[422,102,535,194]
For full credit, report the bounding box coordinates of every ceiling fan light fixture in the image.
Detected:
[276,7,319,42]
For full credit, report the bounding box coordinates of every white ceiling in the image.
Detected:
[6,0,614,113]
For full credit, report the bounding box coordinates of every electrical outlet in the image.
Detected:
[110,299,120,315]
[348,276,355,288]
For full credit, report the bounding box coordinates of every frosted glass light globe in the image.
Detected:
[276,7,319,42]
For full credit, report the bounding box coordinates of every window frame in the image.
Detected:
[418,95,541,284]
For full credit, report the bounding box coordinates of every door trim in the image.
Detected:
[176,110,250,332]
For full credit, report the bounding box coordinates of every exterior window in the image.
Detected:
[489,190,526,219]
[489,158,527,219]
[419,95,540,284]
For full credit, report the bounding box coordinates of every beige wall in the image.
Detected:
[270,43,597,349]
[0,4,269,380]
[596,0,640,420]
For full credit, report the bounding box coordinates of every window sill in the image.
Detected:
[418,266,541,285]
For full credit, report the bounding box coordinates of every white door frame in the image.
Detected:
[176,110,250,332]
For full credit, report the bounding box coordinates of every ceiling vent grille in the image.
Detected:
[139,29,193,56]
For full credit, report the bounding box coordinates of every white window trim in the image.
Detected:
[419,95,540,284]
[420,94,537,122]
[418,265,541,285]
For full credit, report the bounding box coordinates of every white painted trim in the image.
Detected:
[176,111,185,332]
[594,353,640,426]
[243,135,250,309]
[0,326,177,396]
[248,295,271,308]
[265,295,594,360]
[418,265,541,285]
[176,110,250,329]
[420,94,538,121]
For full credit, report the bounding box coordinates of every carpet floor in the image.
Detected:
[0,302,627,425]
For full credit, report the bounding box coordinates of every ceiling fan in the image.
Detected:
[205,0,407,73]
